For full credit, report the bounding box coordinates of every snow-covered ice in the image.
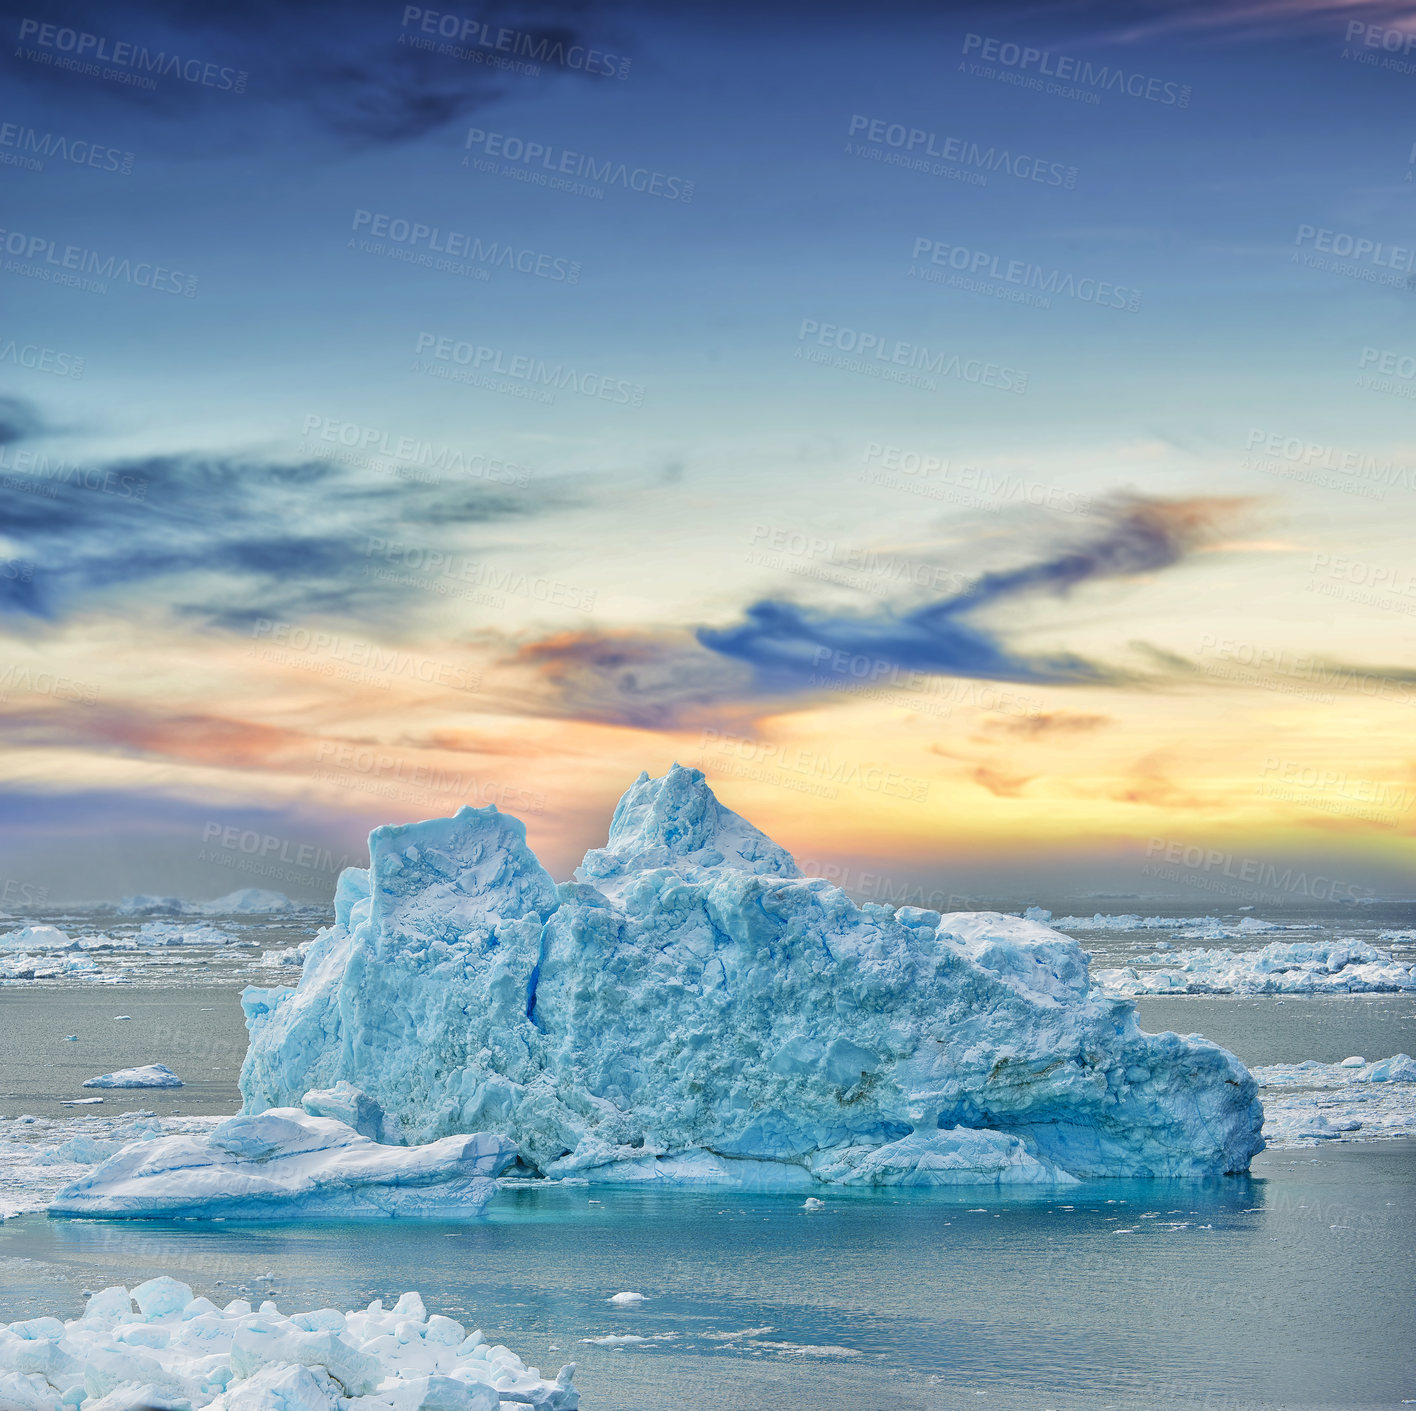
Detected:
[1257,1053,1416,1147]
[240,765,1263,1187]
[1094,939,1416,995]
[50,1110,517,1219]
[82,1065,184,1090]
[0,1282,577,1410]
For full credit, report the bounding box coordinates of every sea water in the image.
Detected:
[1,901,1414,1408]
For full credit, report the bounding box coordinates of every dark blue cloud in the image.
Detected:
[697,496,1236,691]
[0,398,578,626]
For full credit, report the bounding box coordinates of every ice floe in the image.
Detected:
[82,1065,184,1090]
[1257,1054,1416,1147]
[50,1110,517,1220]
[1094,939,1416,995]
[240,765,1263,1187]
[0,1282,577,1410]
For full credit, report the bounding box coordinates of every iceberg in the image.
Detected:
[1094,939,1416,996]
[239,766,1263,1186]
[0,1282,577,1410]
[82,1065,184,1090]
[50,1109,517,1219]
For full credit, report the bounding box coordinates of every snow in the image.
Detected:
[240,765,1263,1187]
[0,1283,578,1410]
[1094,939,1416,995]
[50,1110,517,1220]
[82,1065,184,1090]
[1258,1053,1416,1147]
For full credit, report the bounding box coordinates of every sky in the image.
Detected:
[2,0,1415,907]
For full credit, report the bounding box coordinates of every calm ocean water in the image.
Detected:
[1,1144,1412,1410]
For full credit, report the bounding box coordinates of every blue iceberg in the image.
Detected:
[239,766,1263,1187]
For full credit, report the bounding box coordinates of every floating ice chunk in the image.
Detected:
[240,765,1263,1185]
[1339,1055,1365,1068]
[188,889,297,916]
[50,1110,517,1220]
[1257,1055,1416,1147]
[63,1036,78,1042]
[0,1287,576,1410]
[608,1292,646,1306]
[802,1196,825,1209]
[83,1065,183,1090]
[1022,906,1052,922]
[0,926,73,950]
[1095,940,1416,995]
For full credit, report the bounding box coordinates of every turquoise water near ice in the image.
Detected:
[2,1142,1413,1411]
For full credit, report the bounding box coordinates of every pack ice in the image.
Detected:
[240,766,1263,1187]
[0,1281,577,1410]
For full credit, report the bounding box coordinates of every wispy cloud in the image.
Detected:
[0,397,577,629]
[504,495,1250,727]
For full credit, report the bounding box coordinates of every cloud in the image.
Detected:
[984,711,1112,738]
[503,495,1248,728]
[0,0,631,148]
[696,495,1245,692]
[971,766,1036,798]
[0,398,578,629]
[506,629,756,730]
